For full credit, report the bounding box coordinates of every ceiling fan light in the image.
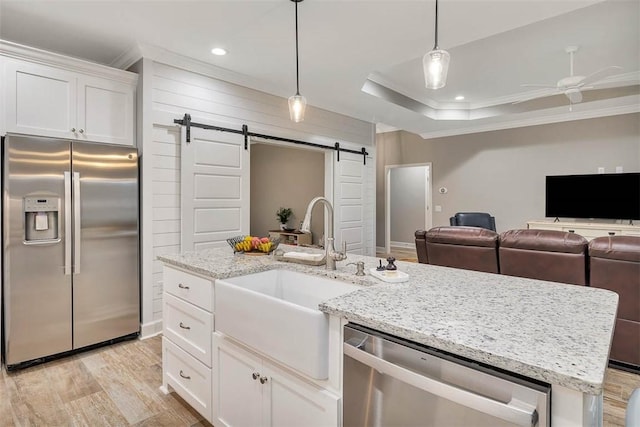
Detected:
[423,49,450,90]
[288,93,307,122]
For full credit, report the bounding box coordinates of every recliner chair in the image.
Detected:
[450,212,496,231]
[589,235,640,369]
[424,226,500,273]
[499,229,588,285]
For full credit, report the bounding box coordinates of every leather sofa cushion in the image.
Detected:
[425,226,499,247]
[500,229,588,254]
[589,236,640,262]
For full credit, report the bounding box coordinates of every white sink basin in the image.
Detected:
[215,269,359,379]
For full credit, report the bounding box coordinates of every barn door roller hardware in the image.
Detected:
[173,113,369,163]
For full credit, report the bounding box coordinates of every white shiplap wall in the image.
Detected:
[150,124,181,321]
[140,58,374,334]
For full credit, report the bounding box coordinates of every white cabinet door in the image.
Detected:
[181,127,250,251]
[5,59,77,139]
[77,76,134,145]
[214,336,262,427]
[264,362,340,427]
[4,58,135,145]
[213,335,339,427]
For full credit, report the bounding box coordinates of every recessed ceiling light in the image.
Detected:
[455,95,465,101]
[211,47,227,56]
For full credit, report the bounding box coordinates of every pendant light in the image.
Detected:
[423,0,450,89]
[288,0,307,122]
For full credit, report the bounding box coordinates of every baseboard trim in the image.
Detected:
[390,241,415,250]
[376,246,386,254]
[140,319,163,339]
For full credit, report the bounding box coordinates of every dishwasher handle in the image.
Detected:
[343,342,538,427]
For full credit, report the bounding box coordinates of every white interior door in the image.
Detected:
[181,127,249,251]
[333,151,375,256]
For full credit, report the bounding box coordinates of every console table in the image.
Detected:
[527,220,640,240]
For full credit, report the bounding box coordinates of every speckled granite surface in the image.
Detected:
[158,246,618,395]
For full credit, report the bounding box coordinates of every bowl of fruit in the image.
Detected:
[227,235,280,254]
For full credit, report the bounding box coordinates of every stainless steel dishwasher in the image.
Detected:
[343,324,550,427]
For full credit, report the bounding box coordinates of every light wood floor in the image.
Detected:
[0,336,211,427]
[377,247,418,263]
[1,335,638,426]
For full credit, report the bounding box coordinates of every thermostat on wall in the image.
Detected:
[439,187,448,194]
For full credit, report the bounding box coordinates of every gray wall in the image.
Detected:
[250,143,325,242]
[390,166,427,245]
[376,113,640,247]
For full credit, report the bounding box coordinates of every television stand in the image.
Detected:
[527,220,640,241]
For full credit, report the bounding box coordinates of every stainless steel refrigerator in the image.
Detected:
[3,134,139,368]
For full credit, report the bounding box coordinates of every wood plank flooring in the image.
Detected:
[0,336,211,427]
[1,335,638,426]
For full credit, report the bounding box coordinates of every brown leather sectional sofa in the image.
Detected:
[414,226,640,370]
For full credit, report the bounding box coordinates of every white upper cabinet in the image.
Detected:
[2,41,136,146]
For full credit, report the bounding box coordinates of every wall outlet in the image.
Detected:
[597,167,605,174]
[435,205,442,212]
[616,166,623,173]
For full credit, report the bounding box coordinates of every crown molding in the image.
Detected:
[418,103,640,140]
[0,40,137,84]
[109,44,143,70]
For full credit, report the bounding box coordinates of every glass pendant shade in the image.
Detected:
[423,48,450,89]
[288,93,307,122]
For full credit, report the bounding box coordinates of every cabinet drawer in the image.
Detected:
[163,337,212,422]
[164,266,213,312]
[164,293,213,367]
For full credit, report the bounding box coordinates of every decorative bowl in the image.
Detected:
[226,235,280,254]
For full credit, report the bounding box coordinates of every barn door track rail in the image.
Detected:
[174,113,369,164]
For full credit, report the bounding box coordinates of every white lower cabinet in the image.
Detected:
[162,265,215,423]
[213,334,340,427]
[163,337,213,421]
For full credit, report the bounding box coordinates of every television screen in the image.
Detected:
[545,173,640,220]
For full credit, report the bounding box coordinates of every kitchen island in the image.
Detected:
[159,246,618,426]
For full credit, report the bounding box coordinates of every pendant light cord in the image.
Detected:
[295,0,300,95]
[433,0,439,50]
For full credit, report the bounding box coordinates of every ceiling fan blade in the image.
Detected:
[566,90,583,103]
[521,83,557,88]
[512,89,558,104]
[579,66,623,86]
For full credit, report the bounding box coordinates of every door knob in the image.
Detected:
[252,372,260,380]
[71,128,76,133]
[79,128,84,134]
[259,376,268,384]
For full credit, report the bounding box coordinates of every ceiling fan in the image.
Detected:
[516,46,623,105]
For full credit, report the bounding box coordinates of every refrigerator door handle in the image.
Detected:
[64,171,72,275]
[73,171,81,275]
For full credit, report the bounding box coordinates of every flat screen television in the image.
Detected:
[545,173,640,220]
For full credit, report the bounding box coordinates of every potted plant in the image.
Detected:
[276,207,293,231]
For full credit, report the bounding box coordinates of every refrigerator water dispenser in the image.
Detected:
[24,197,60,242]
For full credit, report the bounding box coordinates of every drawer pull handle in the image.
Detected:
[252,372,260,380]
[179,322,191,330]
[178,283,190,289]
[259,376,268,384]
[568,230,575,233]
[179,370,191,380]
[608,232,615,236]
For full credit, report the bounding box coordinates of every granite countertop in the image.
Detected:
[158,246,618,395]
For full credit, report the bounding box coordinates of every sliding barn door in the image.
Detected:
[181,127,249,251]
[333,151,375,256]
